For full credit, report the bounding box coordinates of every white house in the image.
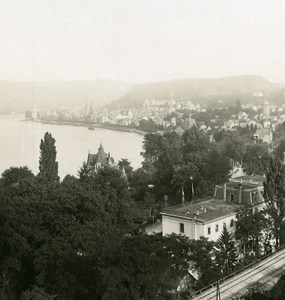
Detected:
[161,199,240,241]
[161,175,266,241]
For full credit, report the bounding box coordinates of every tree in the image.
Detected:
[142,131,182,203]
[38,132,59,183]
[101,233,191,299]
[188,237,218,290]
[263,158,285,248]
[1,167,34,188]
[220,134,246,165]
[243,143,271,175]
[172,163,198,202]
[274,139,285,161]
[215,227,238,274]
[203,148,231,185]
[181,127,210,155]
[129,167,154,202]
[77,161,91,181]
[236,209,270,256]
[118,158,133,179]
[235,99,242,113]
[93,166,133,227]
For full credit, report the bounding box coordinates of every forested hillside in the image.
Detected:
[110,75,285,109]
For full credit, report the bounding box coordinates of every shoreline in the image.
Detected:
[24,119,148,136]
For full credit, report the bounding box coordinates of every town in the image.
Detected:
[2,0,285,299]
[31,98,285,142]
[7,106,285,299]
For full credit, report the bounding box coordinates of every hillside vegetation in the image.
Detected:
[110,75,285,108]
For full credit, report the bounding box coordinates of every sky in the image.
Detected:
[0,0,285,83]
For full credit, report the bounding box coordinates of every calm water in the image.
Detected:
[0,114,144,179]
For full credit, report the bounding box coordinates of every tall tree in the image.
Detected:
[274,139,285,161]
[263,158,285,247]
[118,158,133,179]
[38,132,59,183]
[188,237,218,289]
[236,209,270,256]
[215,227,238,274]
[77,161,91,181]
[235,99,242,113]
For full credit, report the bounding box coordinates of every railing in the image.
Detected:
[191,244,285,299]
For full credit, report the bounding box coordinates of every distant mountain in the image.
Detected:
[0,80,132,113]
[110,75,285,109]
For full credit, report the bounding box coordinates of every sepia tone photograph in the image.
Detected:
[0,1,285,299]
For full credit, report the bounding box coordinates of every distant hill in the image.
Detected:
[0,80,132,113]
[110,75,285,109]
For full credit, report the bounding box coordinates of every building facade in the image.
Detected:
[161,176,265,241]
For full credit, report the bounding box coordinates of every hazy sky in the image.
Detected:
[0,0,285,83]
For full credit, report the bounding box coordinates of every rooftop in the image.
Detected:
[222,182,261,190]
[161,199,243,224]
[231,175,265,183]
[228,175,265,187]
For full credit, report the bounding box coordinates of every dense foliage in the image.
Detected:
[1,128,285,299]
[139,127,231,205]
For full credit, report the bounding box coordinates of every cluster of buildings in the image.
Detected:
[88,144,268,248]
[159,175,265,242]
[32,98,202,130]
[33,98,285,144]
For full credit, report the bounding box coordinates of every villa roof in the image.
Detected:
[223,182,260,190]
[87,144,109,167]
[161,199,243,224]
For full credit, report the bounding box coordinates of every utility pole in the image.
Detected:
[216,281,221,300]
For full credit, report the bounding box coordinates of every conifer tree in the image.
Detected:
[38,132,59,183]
[215,227,238,274]
[77,162,91,180]
[263,157,285,247]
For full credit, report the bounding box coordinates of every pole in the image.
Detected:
[190,176,193,204]
[216,281,221,300]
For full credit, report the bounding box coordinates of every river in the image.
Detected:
[0,114,144,179]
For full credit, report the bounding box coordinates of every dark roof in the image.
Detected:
[161,199,242,224]
[87,144,109,168]
[87,154,97,166]
[96,144,108,164]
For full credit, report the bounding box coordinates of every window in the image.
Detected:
[215,224,219,232]
[223,222,226,229]
[179,223,184,234]
[230,193,234,203]
[208,226,211,235]
[230,219,234,227]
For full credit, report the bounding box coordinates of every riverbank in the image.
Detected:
[24,119,148,136]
